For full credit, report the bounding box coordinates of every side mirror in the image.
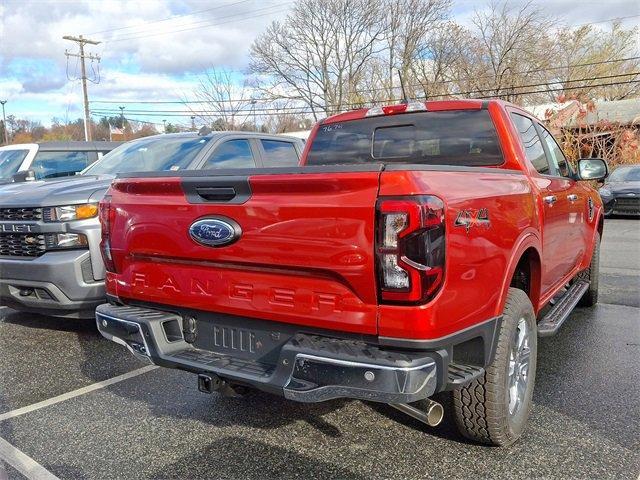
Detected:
[12,169,36,182]
[577,158,608,181]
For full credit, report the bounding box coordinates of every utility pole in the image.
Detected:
[190,116,196,131]
[119,106,126,140]
[63,35,101,141]
[0,100,8,145]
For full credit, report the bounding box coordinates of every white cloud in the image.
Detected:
[1,0,290,73]
[0,0,291,125]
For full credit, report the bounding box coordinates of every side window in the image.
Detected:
[510,113,550,175]
[204,140,255,169]
[261,140,299,166]
[540,128,569,177]
[0,149,29,179]
[30,151,91,179]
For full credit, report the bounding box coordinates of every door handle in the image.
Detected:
[195,186,237,201]
[543,195,557,205]
[567,194,578,201]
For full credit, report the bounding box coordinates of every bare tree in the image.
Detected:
[382,0,450,100]
[191,68,252,130]
[464,1,556,102]
[261,100,314,134]
[409,21,472,100]
[250,0,385,119]
[553,22,640,101]
[206,0,639,127]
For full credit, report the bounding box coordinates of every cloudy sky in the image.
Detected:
[0,0,638,128]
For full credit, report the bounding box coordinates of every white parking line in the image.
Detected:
[0,437,60,480]
[0,365,158,423]
[0,365,158,479]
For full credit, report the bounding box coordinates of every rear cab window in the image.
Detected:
[261,139,299,166]
[306,110,503,167]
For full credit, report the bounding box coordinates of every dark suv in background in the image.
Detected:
[599,165,640,216]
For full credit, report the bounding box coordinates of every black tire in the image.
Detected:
[452,288,537,446]
[575,233,600,307]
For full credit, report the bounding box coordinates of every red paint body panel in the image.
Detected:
[107,172,381,335]
[103,99,603,342]
[376,169,536,339]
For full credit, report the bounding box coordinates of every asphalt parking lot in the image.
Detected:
[0,218,638,480]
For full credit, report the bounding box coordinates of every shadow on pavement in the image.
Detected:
[0,311,96,334]
[148,437,367,480]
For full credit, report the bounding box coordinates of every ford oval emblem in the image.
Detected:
[189,217,241,247]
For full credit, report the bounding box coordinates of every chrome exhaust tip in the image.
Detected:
[389,399,444,427]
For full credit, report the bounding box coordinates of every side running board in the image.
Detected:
[537,280,589,337]
[446,362,484,389]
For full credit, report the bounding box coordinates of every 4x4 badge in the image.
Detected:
[454,208,490,233]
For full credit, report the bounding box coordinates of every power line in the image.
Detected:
[90,72,640,115]
[89,56,640,106]
[108,2,291,42]
[90,78,640,120]
[104,3,293,43]
[570,14,640,27]
[474,79,640,99]
[85,0,254,36]
[96,8,639,44]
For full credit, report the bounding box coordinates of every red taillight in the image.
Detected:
[98,195,117,273]
[376,196,445,304]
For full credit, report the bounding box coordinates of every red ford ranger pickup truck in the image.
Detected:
[96,99,607,446]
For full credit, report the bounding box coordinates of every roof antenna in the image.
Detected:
[397,69,409,104]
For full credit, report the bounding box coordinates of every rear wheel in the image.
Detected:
[575,233,600,307]
[452,288,537,446]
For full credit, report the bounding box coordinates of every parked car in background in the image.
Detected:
[96,100,605,446]
[0,141,120,183]
[0,131,303,319]
[599,164,640,216]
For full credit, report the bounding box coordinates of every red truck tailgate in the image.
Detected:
[106,169,382,335]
